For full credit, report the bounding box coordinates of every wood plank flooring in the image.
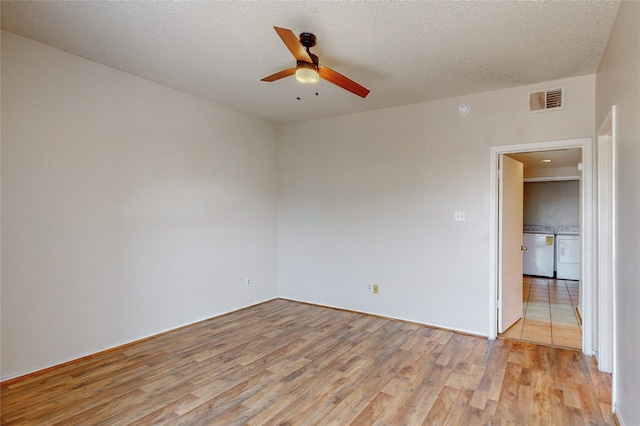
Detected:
[1,299,613,425]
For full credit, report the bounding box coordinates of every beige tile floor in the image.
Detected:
[500,276,582,349]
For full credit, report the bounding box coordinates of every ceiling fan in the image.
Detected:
[261,27,370,98]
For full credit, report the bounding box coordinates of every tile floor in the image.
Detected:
[500,276,582,349]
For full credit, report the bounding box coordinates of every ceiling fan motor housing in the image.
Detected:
[299,33,319,65]
[299,32,316,49]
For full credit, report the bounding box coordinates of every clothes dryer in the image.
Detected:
[556,226,580,280]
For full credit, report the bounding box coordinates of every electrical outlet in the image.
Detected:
[245,278,251,286]
[368,284,372,292]
[373,284,379,294]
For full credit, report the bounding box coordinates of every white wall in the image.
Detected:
[595,1,640,424]
[1,32,279,380]
[278,74,595,335]
[523,181,580,228]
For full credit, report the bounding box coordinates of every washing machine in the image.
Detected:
[523,225,555,277]
[556,226,580,280]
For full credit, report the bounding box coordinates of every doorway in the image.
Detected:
[488,138,594,355]
[503,154,582,348]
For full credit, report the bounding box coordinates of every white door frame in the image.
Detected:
[488,138,594,356]
[596,105,616,375]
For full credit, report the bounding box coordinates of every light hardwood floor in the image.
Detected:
[1,299,613,425]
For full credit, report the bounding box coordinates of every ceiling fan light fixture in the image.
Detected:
[295,62,317,84]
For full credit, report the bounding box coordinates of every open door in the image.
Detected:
[498,154,524,333]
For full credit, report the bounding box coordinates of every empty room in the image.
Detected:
[1,1,638,425]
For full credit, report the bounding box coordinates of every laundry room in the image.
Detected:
[507,149,582,284]
[500,149,584,350]
[523,180,580,280]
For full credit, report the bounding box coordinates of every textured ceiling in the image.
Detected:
[1,1,620,124]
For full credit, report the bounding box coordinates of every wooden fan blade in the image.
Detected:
[261,68,296,82]
[318,66,370,98]
[274,27,312,63]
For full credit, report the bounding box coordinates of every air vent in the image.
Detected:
[528,86,565,113]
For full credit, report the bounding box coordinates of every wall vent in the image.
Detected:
[528,86,565,113]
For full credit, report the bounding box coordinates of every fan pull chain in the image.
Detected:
[296,81,301,100]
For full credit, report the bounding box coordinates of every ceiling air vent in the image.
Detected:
[528,86,565,113]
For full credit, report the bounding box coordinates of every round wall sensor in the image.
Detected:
[458,104,470,116]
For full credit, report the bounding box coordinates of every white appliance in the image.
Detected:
[523,225,555,278]
[556,226,580,280]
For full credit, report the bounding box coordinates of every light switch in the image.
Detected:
[454,211,466,222]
